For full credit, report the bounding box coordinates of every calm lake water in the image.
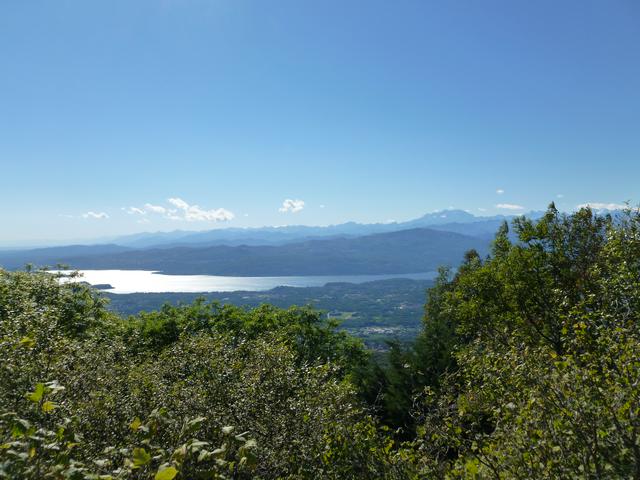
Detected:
[55,270,437,294]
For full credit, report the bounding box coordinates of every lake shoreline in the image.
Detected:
[52,269,438,294]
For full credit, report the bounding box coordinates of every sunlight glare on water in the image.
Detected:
[54,270,437,294]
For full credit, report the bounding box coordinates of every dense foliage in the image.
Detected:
[369,205,640,478]
[2,204,640,478]
[0,271,406,479]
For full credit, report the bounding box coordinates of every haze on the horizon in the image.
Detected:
[1,0,639,245]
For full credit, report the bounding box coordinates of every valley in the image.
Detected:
[103,277,435,349]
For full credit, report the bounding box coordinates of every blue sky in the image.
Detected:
[1,0,639,244]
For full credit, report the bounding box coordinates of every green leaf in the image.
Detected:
[243,438,257,450]
[465,458,479,476]
[189,440,209,450]
[187,416,206,429]
[130,417,142,431]
[27,384,45,403]
[132,447,151,467]
[41,401,57,413]
[181,416,206,438]
[155,465,178,480]
[197,450,212,462]
[18,336,36,348]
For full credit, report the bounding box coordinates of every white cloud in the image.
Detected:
[82,211,109,219]
[319,204,326,209]
[167,197,234,222]
[557,194,564,199]
[576,202,627,211]
[144,203,166,214]
[166,212,183,221]
[122,204,167,226]
[122,203,167,215]
[496,189,505,195]
[167,198,189,210]
[477,208,487,212]
[124,198,233,222]
[124,204,167,216]
[496,203,524,211]
[123,206,146,215]
[279,198,305,213]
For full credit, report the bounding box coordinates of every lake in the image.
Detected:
[55,269,438,294]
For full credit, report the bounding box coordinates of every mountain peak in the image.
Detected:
[404,209,477,227]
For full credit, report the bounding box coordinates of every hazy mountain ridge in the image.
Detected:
[0,209,558,275]
[0,227,489,276]
[0,244,133,269]
[112,209,542,249]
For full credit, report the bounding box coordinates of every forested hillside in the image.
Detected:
[2,205,639,478]
[104,278,435,349]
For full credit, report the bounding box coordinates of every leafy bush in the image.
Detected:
[0,270,398,479]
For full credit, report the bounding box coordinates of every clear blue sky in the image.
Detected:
[1,0,639,244]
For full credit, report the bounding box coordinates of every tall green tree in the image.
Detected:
[408,205,640,478]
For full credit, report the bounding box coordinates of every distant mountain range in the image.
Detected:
[0,209,545,275]
[111,209,543,248]
[43,228,491,275]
